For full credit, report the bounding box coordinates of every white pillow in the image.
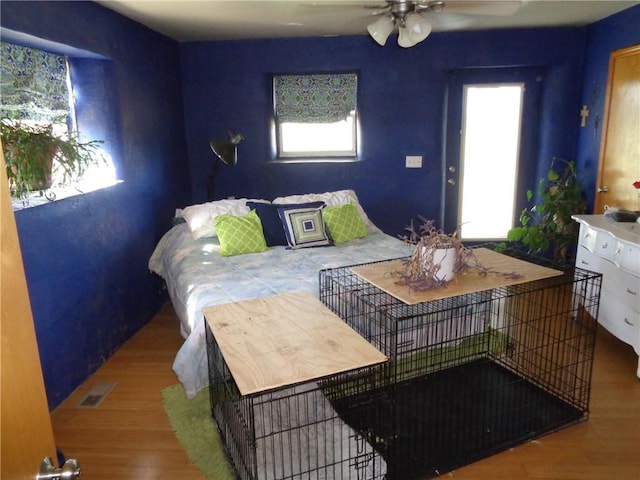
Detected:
[272,189,379,233]
[182,198,268,239]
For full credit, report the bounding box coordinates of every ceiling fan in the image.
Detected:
[353,0,522,48]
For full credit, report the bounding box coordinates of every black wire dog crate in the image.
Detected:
[207,348,389,480]
[204,292,391,480]
[319,258,602,479]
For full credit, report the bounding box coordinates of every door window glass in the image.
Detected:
[459,84,523,240]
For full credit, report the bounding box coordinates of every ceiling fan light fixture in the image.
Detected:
[367,15,395,46]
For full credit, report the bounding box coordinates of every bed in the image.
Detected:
[148,189,413,399]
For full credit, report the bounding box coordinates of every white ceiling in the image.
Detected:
[95,0,640,42]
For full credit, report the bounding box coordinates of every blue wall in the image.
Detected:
[1,1,191,409]
[180,28,587,235]
[576,4,640,211]
[1,1,638,410]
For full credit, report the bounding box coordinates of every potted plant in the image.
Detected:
[1,118,102,199]
[397,217,471,290]
[505,158,587,266]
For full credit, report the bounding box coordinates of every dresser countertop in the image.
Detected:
[572,215,640,246]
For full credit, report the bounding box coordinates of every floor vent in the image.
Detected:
[77,382,116,408]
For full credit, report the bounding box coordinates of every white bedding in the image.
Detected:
[148,222,412,399]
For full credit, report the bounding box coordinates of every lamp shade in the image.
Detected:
[397,26,416,48]
[367,15,395,46]
[210,139,238,167]
[207,132,242,200]
[405,13,432,44]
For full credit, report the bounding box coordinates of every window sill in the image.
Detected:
[11,179,122,211]
[270,157,360,164]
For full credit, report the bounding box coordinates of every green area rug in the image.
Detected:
[161,331,510,479]
[161,384,235,480]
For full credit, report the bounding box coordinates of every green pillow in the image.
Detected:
[322,202,368,244]
[215,209,268,257]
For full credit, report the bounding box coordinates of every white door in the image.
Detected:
[443,68,543,239]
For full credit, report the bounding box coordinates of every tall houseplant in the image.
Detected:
[506,158,587,265]
[1,119,102,199]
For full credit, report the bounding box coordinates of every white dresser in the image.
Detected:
[572,215,640,377]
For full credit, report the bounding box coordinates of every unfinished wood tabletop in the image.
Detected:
[203,291,387,396]
[350,247,564,305]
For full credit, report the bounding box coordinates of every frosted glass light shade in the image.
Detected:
[367,15,395,46]
[398,27,416,48]
[405,13,432,44]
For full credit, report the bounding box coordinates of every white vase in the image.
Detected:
[422,246,457,282]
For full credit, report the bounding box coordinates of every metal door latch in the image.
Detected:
[37,457,80,480]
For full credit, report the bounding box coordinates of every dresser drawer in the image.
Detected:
[593,230,615,260]
[576,245,603,272]
[598,292,640,353]
[613,240,640,275]
[577,247,640,311]
[606,270,640,312]
[578,226,597,251]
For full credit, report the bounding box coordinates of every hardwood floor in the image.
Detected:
[51,302,640,480]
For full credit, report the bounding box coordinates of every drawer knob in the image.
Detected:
[601,242,608,249]
[626,288,638,296]
[624,318,635,326]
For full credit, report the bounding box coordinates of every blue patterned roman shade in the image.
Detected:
[0,42,70,123]
[274,73,357,123]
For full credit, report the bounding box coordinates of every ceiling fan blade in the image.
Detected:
[422,1,521,17]
[295,1,389,19]
[426,12,475,30]
[297,1,388,10]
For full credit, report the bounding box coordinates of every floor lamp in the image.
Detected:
[207,131,243,201]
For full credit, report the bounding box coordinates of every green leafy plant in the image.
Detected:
[505,158,587,265]
[1,119,103,199]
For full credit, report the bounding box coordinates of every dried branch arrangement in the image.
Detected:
[394,217,520,292]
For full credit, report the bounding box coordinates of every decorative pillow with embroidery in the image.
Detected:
[277,206,332,249]
[322,201,369,244]
[215,209,268,257]
[247,201,325,247]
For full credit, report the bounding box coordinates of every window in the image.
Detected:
[459,84,523,240]
[1,41,116,209]
[273,73,358,160]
